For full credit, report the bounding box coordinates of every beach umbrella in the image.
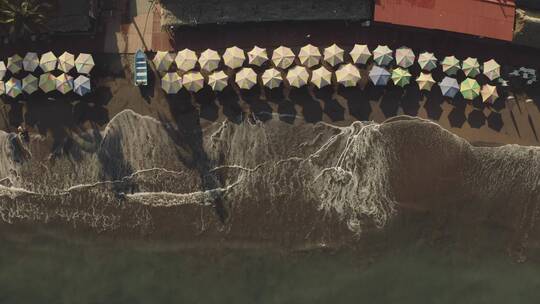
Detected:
[235,67,257,90]
[286,66,310,88]
[391,67,412,87]
[5,77,21,98]
[161,72,182,94]
[395,47,415,68]
[272,46,295,69]
[22,74,38,94]
[39,73,56,93]
[223,46,246,69]
[481,84,499,104]
[335,63,361,87]
[369,66,391,86]
[462,57,480,78]
[298,44,321,68]
[182,71,205,93]
[7,54,22,74]
[153,51,173,72]
[483,59,500,81]
[74,75,91,96]
[416,72,436,91]
[0,81,4,95]
[0,62,6,79]
[460,78,480,100]
[439,76,460,98]
[441,56,460,76]
[207,70,228,91]
[373,45,393,66]
[349,44,371,65]
[58,51,75,73]
[56,73,73,94]
[175,49,198,72]
[418,52,438,71]
[323,44,344,67]
[247,46,268,66]
[39,52,57,72]
[75,53,95,74]
[311,66,332,89]
[199,49,221,72]
[23,52,39,72]
[261,67,282,89]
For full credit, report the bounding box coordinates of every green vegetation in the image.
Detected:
[0,0,51,41]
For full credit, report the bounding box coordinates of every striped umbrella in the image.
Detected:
[75,53,95,74]
[39,73,56,93]
[74,75,91,96]
[5,77,22,98]
[22,74,38,94]
[40,52,57,72]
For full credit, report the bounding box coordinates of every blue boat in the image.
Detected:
[134,50,148,86]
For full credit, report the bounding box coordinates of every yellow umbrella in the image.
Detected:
[23,52,39,72]
[323,44,344,67]
[336,63,361,87]
[418,52,438,71]
[462,57,480,78]
[182,71,205,92]
[161,72,182,94]
[5,77,21,98]
[416,72,435,91]
[175,49,198,72]
[58,51,75,73]
[286,66,310,88]
[481,84,499,104]
[39,73,56,93]
[7,54,22,74]
[22,74,38,94]
[272,46,295,69]
[39,51,57,72]
[298,44,321,68]
[483,59,500,81]
[247,46,268,66]
[223,46,246,69]
[207,70,228,91]
[460,78,480,100]
[56,73,73,94]
[441,56,460,76]
[153,51,173,72]
[199,49,221,72]
[350,44,371,65]
[235,67,257,89]
[311,66,332,89]
[391,67,412,87]
[261,67,282,89]
[75,53,95,74]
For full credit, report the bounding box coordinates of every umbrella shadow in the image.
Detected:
[217,87,243,124]
[138,70,156,104]
[487,111,504,132]
[424,90,444,121]
[401,85,422,116]
[468,109,487,129]
[380,87,402,118]
[290,88,322,123]
[339,86,372,121]
[195,87,219,122]
[448,104,467,128]
[315,86,344,122]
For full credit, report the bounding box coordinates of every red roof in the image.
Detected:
[374,0,516,41]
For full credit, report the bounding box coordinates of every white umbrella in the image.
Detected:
[350,44,371,65]
[207,70,228,91]
[182,71,205,92]
[56,73,74,94]
[286,66,310,88]
[261,67,282,89]
[418,52,438,71]
[7,54,22,74]
[481,84,499,104]
[58,51,75,73]
[483,59,501,81]
[223,46,246,69]
[161,72,182,94]
[235,67,257,90]
[335,63,361,87]
[23,52,39,72]
[199,49,221,72]
[298,44,321,68]
[0,81,4,95]
[74,75,91,96]
[416,72,436,91]
[153,51,173,72]
[272,46,295,69]
[22,74,38,94]
[247,46,268,66]
[311,66,333,89]
[175,49,198,72]
[0,62,6,79]
[323,44,344,67]
[40,52,57,73]
[5,77,21,98]
[373,45,393,66]
[75,53,95,74]
[395,47,415,68]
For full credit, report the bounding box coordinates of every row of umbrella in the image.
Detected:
[161,65,499,103]
[152,45,501,81]
[0,52,95,78]
[0,74,91,98]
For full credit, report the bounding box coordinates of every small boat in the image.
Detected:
[134,50,148,86]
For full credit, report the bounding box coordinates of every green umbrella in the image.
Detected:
[39,73,56,93]
[460,78,480,100]
[441,56,461,76]
[462,57,480,78]
[391,67,411,87]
